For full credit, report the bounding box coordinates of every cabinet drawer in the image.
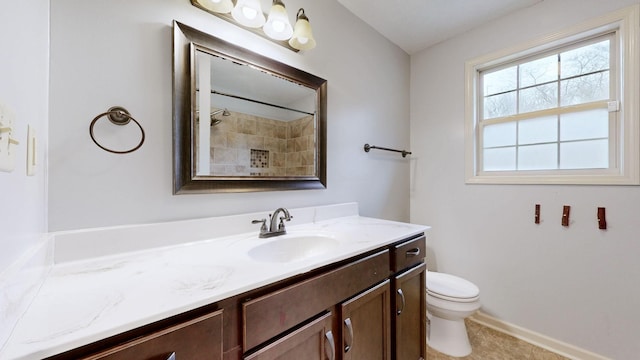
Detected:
[391,235,425,273]
[243,250,390,351]
[244,312,334,360]
[82,310,223,360]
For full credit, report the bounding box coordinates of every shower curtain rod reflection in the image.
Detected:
[209,89,315,116]
[364,143,412,158]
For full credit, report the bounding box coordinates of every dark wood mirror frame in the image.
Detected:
[173,21,327,194]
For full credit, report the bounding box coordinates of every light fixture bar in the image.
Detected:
[190,0,316,52]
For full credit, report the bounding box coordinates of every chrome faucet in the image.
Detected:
[252,207,293,238]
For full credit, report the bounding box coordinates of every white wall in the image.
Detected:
[0,2,49,273]
[410,0,640,358]
[48,0,410,232]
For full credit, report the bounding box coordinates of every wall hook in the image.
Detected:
[562,205,570,227]
[598,207,607,230]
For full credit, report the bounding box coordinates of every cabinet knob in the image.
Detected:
[325,330,335,360]
[343,317,354,353]
[397,288,406,315]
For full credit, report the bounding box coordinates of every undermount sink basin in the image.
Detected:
[247,234,339,263]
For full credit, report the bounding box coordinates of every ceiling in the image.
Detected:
[336,0,543,54]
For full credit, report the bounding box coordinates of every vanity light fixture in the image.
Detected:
[289,8,315,50]
[195,0,234,14]
[263,0,293,41]
[231,0,266,28]
[190,0,316,52]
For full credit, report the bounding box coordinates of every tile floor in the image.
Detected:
[426,319,570,360]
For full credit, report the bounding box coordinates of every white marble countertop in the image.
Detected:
[1,206,428,360]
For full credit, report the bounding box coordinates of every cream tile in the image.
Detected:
[237,117,257,135]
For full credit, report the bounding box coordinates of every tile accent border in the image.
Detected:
[469,311,610,360]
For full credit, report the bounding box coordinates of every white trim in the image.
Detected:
[469,311,611,360]
[465,4,640,185]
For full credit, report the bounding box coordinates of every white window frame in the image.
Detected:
[465,5,640,185]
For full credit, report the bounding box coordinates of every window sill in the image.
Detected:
[465,172,640,185]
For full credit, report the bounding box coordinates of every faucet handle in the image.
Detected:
[252,219,267,233]
[278,214,293,230]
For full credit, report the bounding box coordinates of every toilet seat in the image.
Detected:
[427,271,479,302]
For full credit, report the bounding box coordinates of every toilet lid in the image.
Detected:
[427,271,479,299]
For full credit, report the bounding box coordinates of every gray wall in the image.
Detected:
[48,0,411,231]
[0,1,48,273]
[410,0,640,358]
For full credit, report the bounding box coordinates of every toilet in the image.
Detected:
[426,271,481,357]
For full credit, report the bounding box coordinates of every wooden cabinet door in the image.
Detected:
[244,312,335,360]
[394,263,426,360]
[83,310,223,360]
[340,280,391,360]
[243,250,389,351]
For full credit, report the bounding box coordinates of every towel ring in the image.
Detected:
[89,106,145,154]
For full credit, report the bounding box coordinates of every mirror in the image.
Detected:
[173,21,327,193]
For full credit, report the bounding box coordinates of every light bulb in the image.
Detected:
[263,0,293,40]
[231,0,265,28]
[242,6,258,19]
[272,20,285,33]
[196,0,233,13]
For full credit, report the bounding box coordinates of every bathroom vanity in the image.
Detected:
[1,204,428,360]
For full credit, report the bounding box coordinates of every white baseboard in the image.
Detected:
[469,311,610,360]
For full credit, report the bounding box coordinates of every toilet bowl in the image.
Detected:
[426,271,480,357]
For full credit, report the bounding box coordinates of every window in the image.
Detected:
[465,5,639,185]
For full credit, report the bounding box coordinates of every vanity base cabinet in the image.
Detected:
[244,312,335,360]
[393,263,426,360]
[80,309,223,360]
[340,280,391,360]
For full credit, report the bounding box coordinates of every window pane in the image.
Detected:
[560,109,609,141]
[484,91,516,119]
[484,122,516,148]
[484,147,516,171]
[560,71,609,106]
[484,66,517,95]
[560,139,608,169]
[520,55,558,88]
[561,40,610,79]
[518,143,558,170]
[519,83,558,113]
[518,115,558,145]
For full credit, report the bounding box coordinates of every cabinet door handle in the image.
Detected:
[406,248,421,257]
[397,288,406,315]
[167,352,176,360]
[325,330,335,360]
[343,317,354,353]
